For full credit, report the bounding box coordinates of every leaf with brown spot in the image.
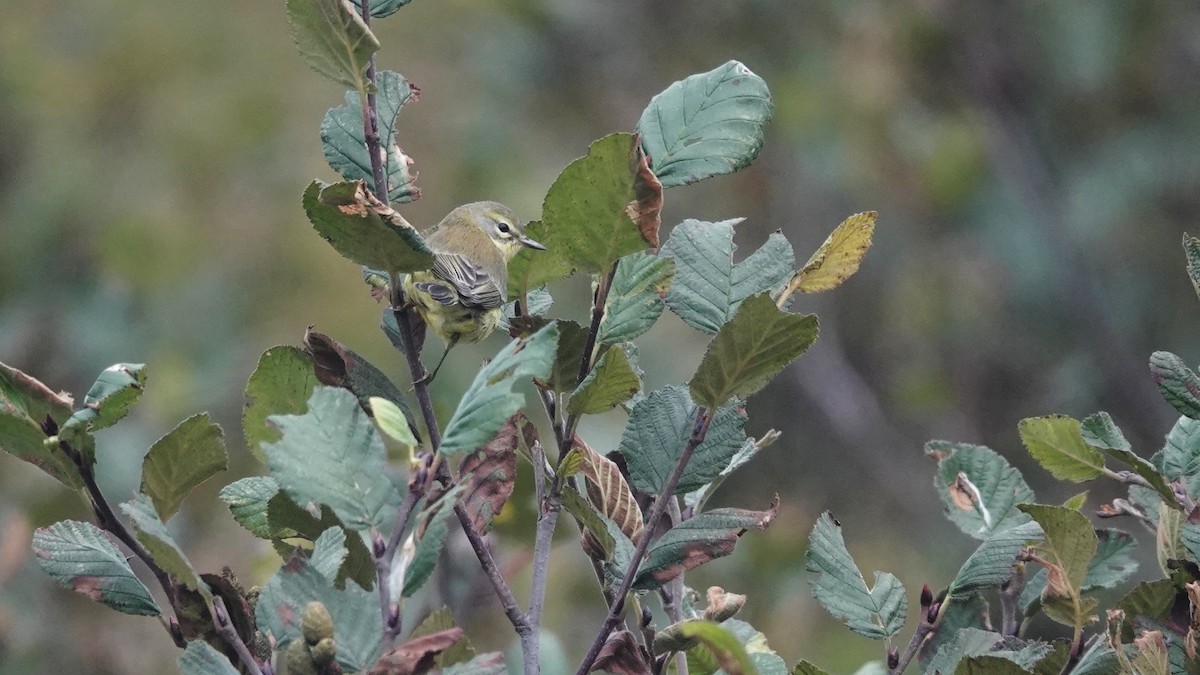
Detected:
[575,437,644,557]
[368,627,464,675]
[457,414,521,533]
[591,630,651,675]
[0,361,73,424]
[408,606,475,667]
[632,497,778,591]
[627,137,663,250]
[32,520,160,616]
[303,328,418,439]
[949,472,983,512]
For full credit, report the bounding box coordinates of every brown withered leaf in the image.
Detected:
[575,437,644,558]
[626,135,663,250]
[302,327,417,439]
[369,627,464,675]
[457,414,521,533]
[634,496,778,591]
[703,586,746,623]
[591,630,652,675]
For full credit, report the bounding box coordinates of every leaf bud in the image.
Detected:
[302,601,335,645]
[887,647,900,670]
[920,583,933,609]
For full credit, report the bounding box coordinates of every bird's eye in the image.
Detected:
[497,222,512,235]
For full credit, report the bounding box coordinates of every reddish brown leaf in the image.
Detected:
[575,437,644,559]
[457,414,521,533]
[369,627,465,675]
[591,630,651,675]
[627,136,663,250]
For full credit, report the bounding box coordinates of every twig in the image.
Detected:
[211,596,265,675]
[889,585,942,675]
[576,408,714,675]
[356,0,387,208]
[452,503,533,637]
[661,499,687,675]
[63,440,184,646]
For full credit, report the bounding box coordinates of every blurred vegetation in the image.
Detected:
[2,0,1199,672]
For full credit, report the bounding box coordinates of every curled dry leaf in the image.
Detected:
[457,414,522,533]
[591,630,651,675]
[574,437,644,560]
[369,627,464,675]
[703,586,746,623]
[627,136,663,250]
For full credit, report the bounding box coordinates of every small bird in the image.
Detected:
[403,201,545,383]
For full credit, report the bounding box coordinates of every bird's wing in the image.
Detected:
[424,252,506,310]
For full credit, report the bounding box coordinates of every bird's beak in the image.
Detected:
[520,235,546,251]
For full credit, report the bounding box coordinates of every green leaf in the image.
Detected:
[618,385,748,496]
[0,361,73,426]
[662,219,795,334]
[1071,639,1120,675]
[140,413,227,521]
[310,526,348,583]
[568,345,641,415]
[367,0,410,19]
[244,346,319,464]
[1116,579,1176,624]
[285,0,378,90]
[303,328,410,412]
[1151,351,1200,420]
[927,441,1035,539]
[402,486,462,597]
[561,486,616,561]
[219,476,290,539]
[303,180,435,274]
[439,323,557,456]
[805,512,907,640]
[262,386,400,530]
[671,621,757,675]
[598,252,675,345]
[541,320,588,394]
[321,70,420,204]
[538,133,653,274]
[1016,504,1098,632]
[0,410,82,489]
[178,640,239,675]
[265,492,374,590]
[1023,528,1139,613]
[1017,415,1105,482]
[635,502,777,591]
[62,363,146,434]
[689,293,818,408]
[684,434,772,512]
[1186,234,1200,302]
[923,628,1004,675]
[920,593,991,665]
[370,396,418,450]
[408,606,477,667]
[120,494,205,595]
[256,555,381,672]
[1080,412,1178,509]
[1082,528,1138,590]
[1161,415,1200,491]
[32,520,160,616]
[507,220,575,298]
[792,661,831,675]
[637,60,773,189]
[954,656,1033,675]
[949,521,1043,596]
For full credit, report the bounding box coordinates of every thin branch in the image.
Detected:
[356,0,387,208]
[64,440,184,647]
[211,595,265,675]
[889,590,945,675]
[661,498,687,675]
[576,408,714,675]
[999,563,1026,636]
[452,502,533,636]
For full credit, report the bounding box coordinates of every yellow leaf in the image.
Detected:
[792,211,877,294]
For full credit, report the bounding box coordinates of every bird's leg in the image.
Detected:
[413,337,457,386]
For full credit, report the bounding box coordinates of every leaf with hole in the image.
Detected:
[806,512,907,640]
[321,70,420,203]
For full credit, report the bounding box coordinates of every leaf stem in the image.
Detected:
[889,594,945,675]
[999,563,1025,636]
[575,408,714,675]
[356,0,387,206]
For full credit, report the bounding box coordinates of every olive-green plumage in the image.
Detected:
[403,201,545,381]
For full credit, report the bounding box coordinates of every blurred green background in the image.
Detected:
[3,0,1200,672]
